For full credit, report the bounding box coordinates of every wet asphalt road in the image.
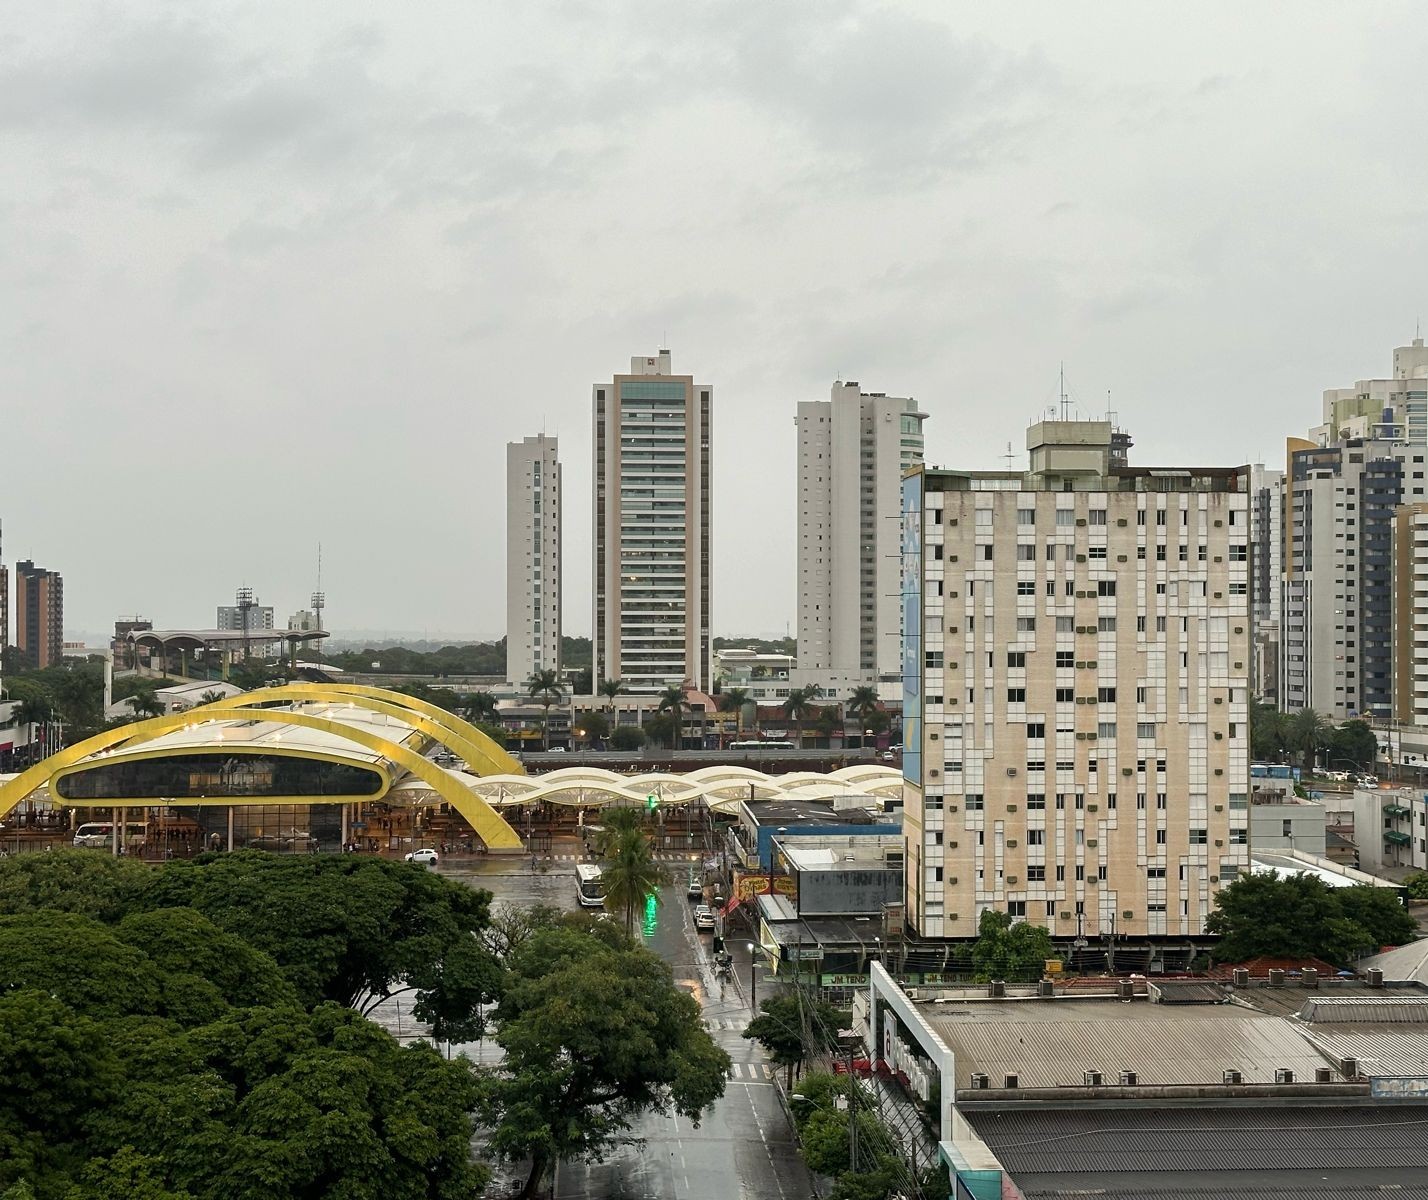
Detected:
[389,858,815,1199]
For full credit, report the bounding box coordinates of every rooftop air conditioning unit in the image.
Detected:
[1341,1056,1359,1079]
[1301,968,1319,988]
[990,980,1006,998]
[1223,1069,1243,1085]
[1275,1069,1295,1084]
[1232,968,1250,988]
[1367,968,1385,988]
[970,1073,989,1089]
[1003,1073,1019,1088]
[1119,1070,1138,1086]
[1117,979,1134,1001]
[1267,969,1285,987]
[1083,1070,1103,1086]
[1315,1067,1332,1083]
[1037,979,1054,998]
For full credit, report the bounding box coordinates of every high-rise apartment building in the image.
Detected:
[216,600,274,631]
[1280,437,1427,719]
[901,421,1250,944]
[795,381,926,696]
[1392,503,1428,724]
[1313,335,1428,446]
[506,434,562,687]
[593,351,712,694]
[15,560,63,669]
[1248,464,1284,703]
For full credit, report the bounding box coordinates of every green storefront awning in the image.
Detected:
[1384,830,1413,846]
[1383,804,1412,817]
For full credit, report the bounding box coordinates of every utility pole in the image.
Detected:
[846,1043,858,1172]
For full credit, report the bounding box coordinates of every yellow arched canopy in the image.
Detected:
[0,708,523,850]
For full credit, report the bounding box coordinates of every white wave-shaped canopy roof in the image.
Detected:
[391,763,904,809]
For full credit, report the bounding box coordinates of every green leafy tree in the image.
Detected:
[1404,872,1428,900]
[460,690,499,725]
[525,668,565,749]
[718,687,750,735]
[845,685,882,746]
[971,909,1057,982]
[1288,708,1330,770]
[743,993,846,1087]
[1249,698,1287,762]
[643,712,679,748]
[1206,872,1411,966]
[0,852,151,923]
[655,685,688,748]
[126,684,166,721]
[610,724,646,751]
[1327,719,1380,772]
[598,677,626,709]
[782,687,814,748]
[575,710,610,742]
[481,925,730,1198]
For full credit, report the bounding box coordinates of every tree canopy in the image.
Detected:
[971,909,1057,982]
[1207,872,1417,965]
[480,924,730,1198]
[744,992,847,1087]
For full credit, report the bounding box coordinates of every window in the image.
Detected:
[1137,793,1147,810]
[1136,616,1146,632]
[1178,544,1188,562]
[1229,582,1247,595]
[1097,580,1116,597]
[1017,617,1036,633]
[1056,616,1074,633]
[1056,510,1075,527]
[1230,828,1248,845]
[1157,793,1167,810]
[1017,544,1036,562]
[1147,866,1166,879]
[1007,651,1026,668]
[1156,828,1167,845]
[1026,722,1045,739]
[1156,616,1167,632]
[1089,509,1107,525]
[1027,865,1046,882]
[1089,546,1107,559]
[1026,793,1046,809]
[1007,688,1026,703]
[1017,508,1036,525]
[1026,760,1045,772]
[1098,687,1117,703]
[1137,545,1146,560]
[1137,510,1147,526]
[1189,828,1208,845]
[1098,721,1117,738]
[1008,901,1026,917]
[1137,722,1156,738]
[1055,687,1074,702]
[1056,865,1066,881]
[1135,686,1147,703]
[1107,793,1117,809]
[965,794,984,810]
[1229,544,1247,561]
[1097,616,1116,632]
[1197,544,1208,561]
[1027,829,1045,845]
[1075,865,1085,880]
[1056,650,1075,668]
[982,545,993,561]
[1055,793,1066,810]
[1156,544,1166,560]
[1017,581,1035,595]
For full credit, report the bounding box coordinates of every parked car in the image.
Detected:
[548,746,566,753]
[880,749,897,762]
[687,874,705,901]
[694,904,716,931]
[405,848,439,865]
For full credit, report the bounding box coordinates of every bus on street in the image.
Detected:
[576,863,606,907]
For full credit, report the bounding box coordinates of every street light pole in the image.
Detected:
[747,941,758,1009]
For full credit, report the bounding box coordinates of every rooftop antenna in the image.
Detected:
[1106,389,1117,426]
[1002,442,1015,470]
[310,544,325,633]
[1059,362,1070,421]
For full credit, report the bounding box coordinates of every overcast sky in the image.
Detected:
[4,1,1427,642]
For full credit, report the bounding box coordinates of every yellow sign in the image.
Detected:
[734,873,797,902]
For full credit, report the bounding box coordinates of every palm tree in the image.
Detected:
[1288,708,1331,771]
[719,687,750,736]
[782,688,813,748]
[846,685,881,748]
[198,689,227,706]
[525,669,565,750]
[599,821,670,938]
[656,684,688,750]
[462,690,499,725]
[598,678,626,710]
[129,689,166,720]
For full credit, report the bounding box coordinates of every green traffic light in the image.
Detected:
[647,794,657,811]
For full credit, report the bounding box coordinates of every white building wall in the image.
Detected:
[506,434,562,687]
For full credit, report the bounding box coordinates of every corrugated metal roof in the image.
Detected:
[927,999,1331,1087]
[1364,936,1428,984]
[1150,980,1227,1004]
[1301,996,1428,1023]
[966,1105,1428,1200]
[1305,1027,1428,1077]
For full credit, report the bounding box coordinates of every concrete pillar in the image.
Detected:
[341,803,350,848]
[112,806,120,856]
[226,806,234,851]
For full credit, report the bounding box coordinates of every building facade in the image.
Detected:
[216,601,275,632]
[506,434,562,687]
[1280,438,1428,719]
[795,381,926,695]
[1312,334,1428,446]
[15,560,63,669]
[1248,464,1283,703]
[593,350,712,693]
[1392,502,1428,723]
[901,421,1251,943]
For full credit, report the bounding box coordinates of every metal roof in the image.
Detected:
[926,998,1332,1087]
[1301,996,1428,1024]
[965,1105,1428,1200]
[1303,1027,1428,1078]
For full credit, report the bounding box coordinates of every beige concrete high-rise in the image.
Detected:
[901,422,1251,943]
[15,560,63,670]
[795,381,925,697]
[506,434,562,687]
[593,350,712,694]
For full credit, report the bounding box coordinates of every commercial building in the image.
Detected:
[862,964,1428,1200]
[593,350,712,693]
[1249,463,1283,702]
[795,381,926,699]
[15,560,63,669]
[506,434,561,687]
[1280,437,1428,719]
[901,420,1251,945]
[1351,783,1428,875]
[1312,333,1428,446]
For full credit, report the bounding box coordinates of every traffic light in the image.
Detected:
[647,793,658,812]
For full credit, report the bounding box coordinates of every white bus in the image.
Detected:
[575,863,606,907]
[729,739,796,751]
[73,821,147,849]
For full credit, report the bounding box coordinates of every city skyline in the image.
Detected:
[5,4,1428,637]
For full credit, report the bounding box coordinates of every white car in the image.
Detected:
[405,848,439,866]
[694,905,716,931]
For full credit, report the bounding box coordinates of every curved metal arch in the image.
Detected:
[0,710,523,849]
[200,685,519,779]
